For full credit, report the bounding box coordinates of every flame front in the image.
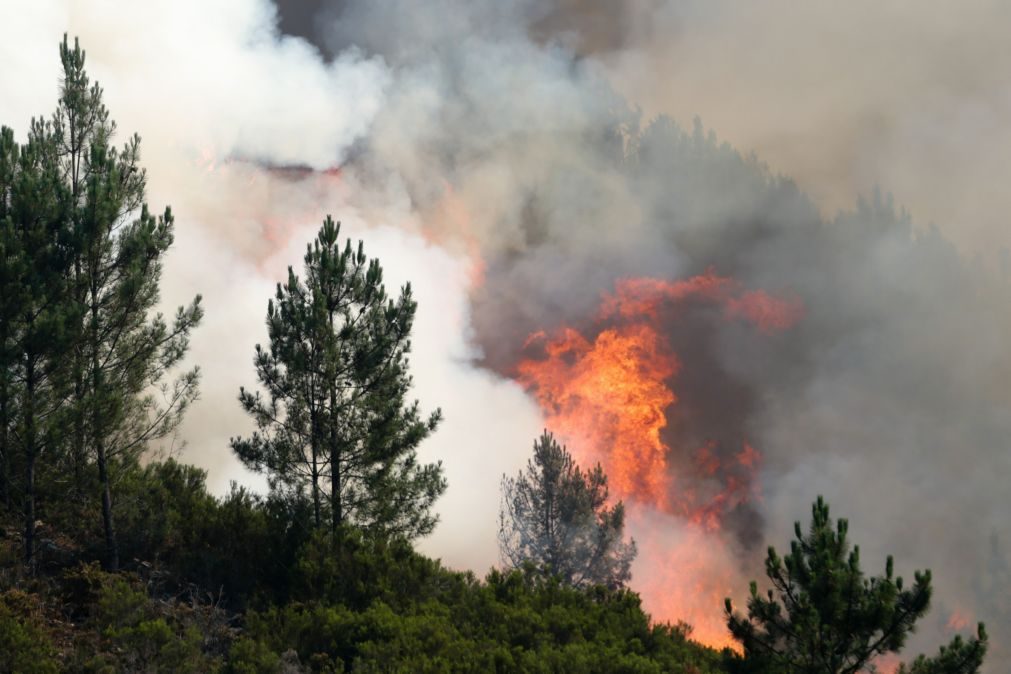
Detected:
[519,323,678,508]
[515,272,801,649]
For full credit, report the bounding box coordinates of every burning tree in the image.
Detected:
[499,430,636,589]
[231,215,445,540]
[725,496,988,673]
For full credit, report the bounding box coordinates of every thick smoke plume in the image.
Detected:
[3,0,1010,665]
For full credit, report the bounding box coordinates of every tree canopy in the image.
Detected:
[499,430,637,589]
[725,496,988,674]
[231,215,445,540]
[0,35,202,570]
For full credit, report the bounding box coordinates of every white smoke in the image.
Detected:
[0,0,544,573]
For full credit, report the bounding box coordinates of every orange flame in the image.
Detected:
[515,273,801,649]
[519,324,678,508]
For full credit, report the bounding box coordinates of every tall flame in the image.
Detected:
[519,323,678,509]
[515,272,801,648]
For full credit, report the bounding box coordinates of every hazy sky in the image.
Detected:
[596,0,1011,259]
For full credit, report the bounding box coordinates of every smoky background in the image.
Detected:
[2,0,1008,665]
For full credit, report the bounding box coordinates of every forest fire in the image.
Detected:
[515,272,802,647]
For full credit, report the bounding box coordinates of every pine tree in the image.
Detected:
[499,431,637,589]
[0,37,202,569]
[0,115,76,565]
[726,496,987,673]
[0,125,18,510]
[232,216,445,540]
[54,37,203,570]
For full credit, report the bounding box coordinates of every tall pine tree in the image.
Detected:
[0,114,77,565]
[232,216,445,540]
[58,37,203,570]
[0,125,18,511]
[0,37,202,569]
[726,496,988,673]
[499,431,637,589]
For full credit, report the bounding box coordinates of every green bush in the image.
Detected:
[0,591,59,674]
[226,637,283,674]
[59,563,223,672]
[235,544,727,673]
[114,459,310,607]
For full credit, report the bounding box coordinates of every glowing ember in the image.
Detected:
[947,609,973,631]
[515,272,801,648]
[873,653,902,674]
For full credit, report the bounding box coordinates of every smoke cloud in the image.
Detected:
[3,0,1009,665]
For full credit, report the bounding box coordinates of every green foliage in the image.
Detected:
[226,637,283,674]
[89,581,210,673]
[0,591,59,674]
[51,35,202,571]
[59,563,225,673]
[289,527,451,611]
[217,529,724,672]
[232,215,444,540]
[111,459,310,607]
[725,497,987,673]
[0,35,202,571]
[500,430,636,589]
[0,84,78,565]
[239,561,725,673]
[897,625,988,674]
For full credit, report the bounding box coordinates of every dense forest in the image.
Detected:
[0,38,990,673]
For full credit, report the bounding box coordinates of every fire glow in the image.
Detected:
[515,272,802,648]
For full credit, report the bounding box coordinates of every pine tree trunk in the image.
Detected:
[310,406,321,529]
[72,260,86,493]
[312,444,322,530]
[91,282,118,571]
[23,356,36,567]
[325,297,343,541]
[0,385,9,511]
[0,322,10,510]
[72,361,85,493]
[330,383,341,537]
[96,442,118,571]
[544,477,555,573]
[24,452,35,567]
